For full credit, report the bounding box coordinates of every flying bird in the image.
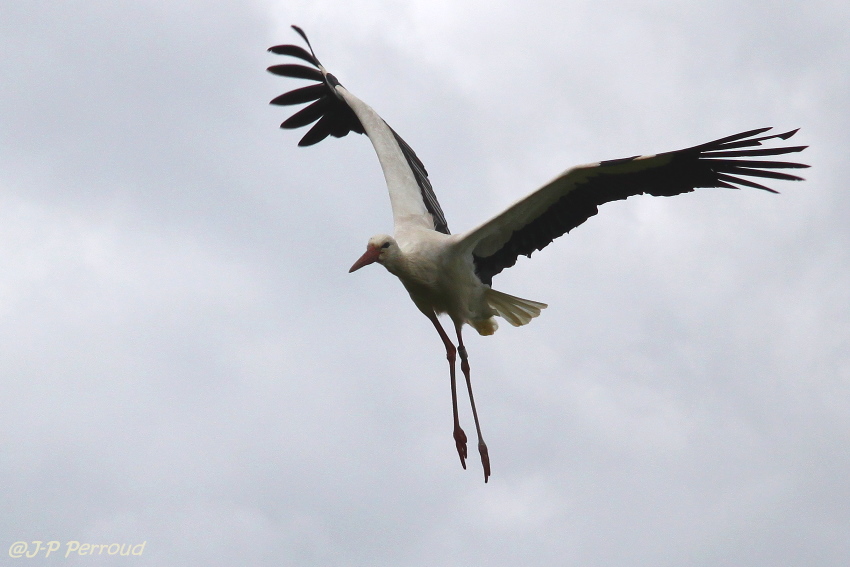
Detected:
[268,26,808,483]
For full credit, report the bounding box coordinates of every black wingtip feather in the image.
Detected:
[267,44,318,65]
[722,166,805,182]
[267,64,324,81]
[280,97,331,129]
[705,159,809,170]
[703,127,773,148]
[716,173,780,193]
[268,26,366,145]
[701,146,808,158]
[291,25,309,44]
[269,83,327,106]
[697,128,808,189]
[298,115,334,146]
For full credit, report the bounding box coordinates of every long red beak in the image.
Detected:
[349,245,381,273]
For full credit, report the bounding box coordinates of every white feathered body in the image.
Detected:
[375,226,543,336]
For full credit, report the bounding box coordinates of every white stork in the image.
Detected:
[268,26,808,482]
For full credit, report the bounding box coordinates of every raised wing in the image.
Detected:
[462,127,809,285]
[268,26,450,234]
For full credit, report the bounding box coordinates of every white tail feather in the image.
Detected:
[485,289,547,327]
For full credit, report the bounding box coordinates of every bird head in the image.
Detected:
[349,234,397,272]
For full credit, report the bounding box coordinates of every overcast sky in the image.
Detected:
[1,0,848,565]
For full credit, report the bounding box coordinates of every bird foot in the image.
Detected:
[453,426,468,469]
[479,441,490,483]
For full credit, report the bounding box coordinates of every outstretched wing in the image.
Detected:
[268,26,450,235]
[461,127,809,285]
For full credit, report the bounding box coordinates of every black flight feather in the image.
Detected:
[472,128,808,285]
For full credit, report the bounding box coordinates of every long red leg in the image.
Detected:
[456,323,490,483]
[426,311,467,469]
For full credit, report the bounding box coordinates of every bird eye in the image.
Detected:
[381,242,391,249]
